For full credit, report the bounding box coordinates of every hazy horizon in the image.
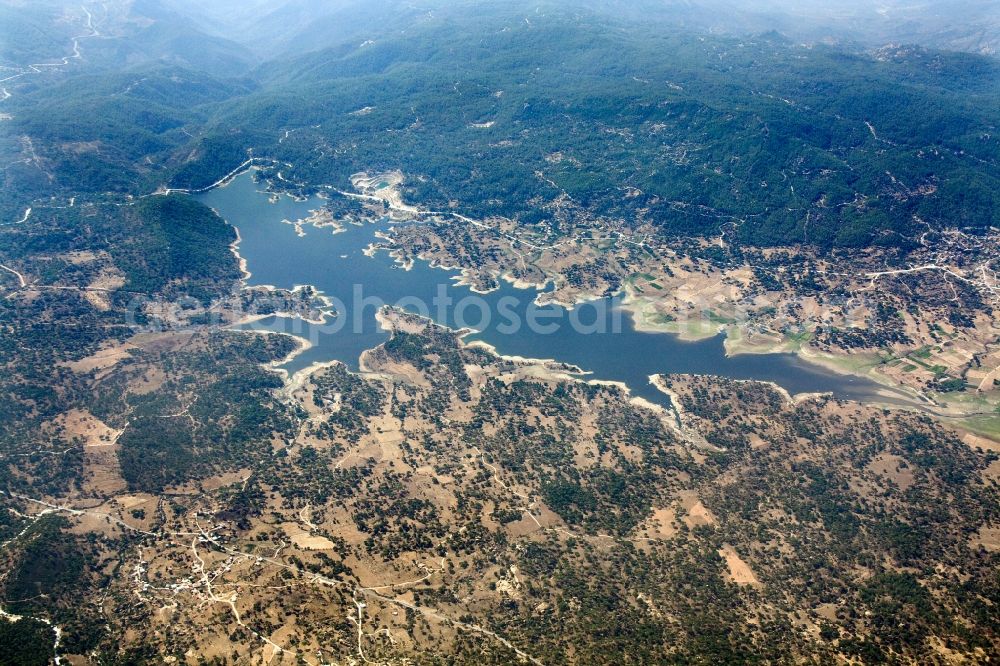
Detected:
[159,0,1000,58]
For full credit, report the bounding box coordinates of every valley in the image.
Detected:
[0,1,998,663]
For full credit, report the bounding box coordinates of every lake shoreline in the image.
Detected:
[197,171,924,415]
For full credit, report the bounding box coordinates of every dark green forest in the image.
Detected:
[0,2,998,663]
[3,4,998,250]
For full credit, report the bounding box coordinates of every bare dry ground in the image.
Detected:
[718,544,760,586]
[3,312,996,664]
[375,195,1000,431]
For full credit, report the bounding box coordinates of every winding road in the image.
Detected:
[0,4,101,103]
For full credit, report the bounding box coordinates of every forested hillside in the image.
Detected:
[1,2,998,663]
[216,11,999,248]
[5,3,998,250]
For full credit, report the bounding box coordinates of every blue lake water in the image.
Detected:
[197,173,905,407]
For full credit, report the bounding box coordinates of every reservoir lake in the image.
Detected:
[197,173,902,408]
